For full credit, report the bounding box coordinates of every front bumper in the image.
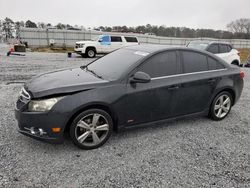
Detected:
[15,101,67,144]
[74,47,85,55]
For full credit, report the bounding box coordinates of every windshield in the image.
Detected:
[86,49,149,81]
[187,42,209,50]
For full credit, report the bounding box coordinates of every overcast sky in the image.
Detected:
[0,0,249,30]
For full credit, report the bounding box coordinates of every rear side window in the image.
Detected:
[207,44,219,54]
[111,36,122,42]
[125,37,138,43]
[182,51,208,73]
[139,51,178,78]
[207,57,225,70]
[219,44,230,53]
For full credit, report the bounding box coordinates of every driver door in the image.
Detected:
[123,50,182,126]
[99,35,111,53]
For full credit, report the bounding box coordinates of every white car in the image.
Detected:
[187,41,241,66]
[74,35,139,58]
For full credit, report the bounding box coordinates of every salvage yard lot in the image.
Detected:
[0,44,250,187]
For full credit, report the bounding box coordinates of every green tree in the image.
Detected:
[2,17,14,39]
[25,20,37,28]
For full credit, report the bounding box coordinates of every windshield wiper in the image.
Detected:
[81,66,103,79]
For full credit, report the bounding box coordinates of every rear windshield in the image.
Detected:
[87,49,148,80]
[187,42,209,50]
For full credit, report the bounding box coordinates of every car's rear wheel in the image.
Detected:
[70,109,113,149]
[209,91,233,121]
[86,48,96,58]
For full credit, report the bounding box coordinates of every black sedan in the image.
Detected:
[15,45,244,149]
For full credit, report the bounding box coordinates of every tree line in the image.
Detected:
[0,17,250,41]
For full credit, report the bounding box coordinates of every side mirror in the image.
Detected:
[130,71,151,84]
[98,38,103,42]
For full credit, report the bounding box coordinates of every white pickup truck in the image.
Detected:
[74,35,139,58]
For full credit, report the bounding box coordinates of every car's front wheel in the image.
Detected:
[70,109,113,149]
[86,48,96,58]
[209,91,233,121]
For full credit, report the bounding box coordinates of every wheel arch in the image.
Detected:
[64,103,118,134]
[231,59,240,66]
[85,46,97,53]
[211,88,236,107]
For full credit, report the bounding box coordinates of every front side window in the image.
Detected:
[111,36,122,42]
[219,44,229,53]
[182,51,208,73]
[187,42,209,50]
[138,51,178,78]
[207,44,219,54]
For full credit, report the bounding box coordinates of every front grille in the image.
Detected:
[16,88,31,110]
[19,88,31,102]
[75,44,80,49]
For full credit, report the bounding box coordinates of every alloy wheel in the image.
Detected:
[214,94,231,118]
[75,113,109,147]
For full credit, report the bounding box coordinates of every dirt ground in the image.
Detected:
[0,43,249,188]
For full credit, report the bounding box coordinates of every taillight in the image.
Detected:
[240,71,245,79]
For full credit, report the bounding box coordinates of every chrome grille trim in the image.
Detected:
[20,87,31,101]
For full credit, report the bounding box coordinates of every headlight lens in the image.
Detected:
[28,97,62,112]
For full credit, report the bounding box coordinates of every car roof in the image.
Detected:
[125,44,182,53]
[189,40,231,45]
[124,44,231,68]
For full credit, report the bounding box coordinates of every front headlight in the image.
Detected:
[28,97,63,112]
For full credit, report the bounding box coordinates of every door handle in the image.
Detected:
[168,85,179,90]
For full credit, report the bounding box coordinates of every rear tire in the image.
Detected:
[70,109,113,150]
[209,91,233,121]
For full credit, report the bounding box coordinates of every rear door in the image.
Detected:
[172,50,223,116]
[110,36,123,51]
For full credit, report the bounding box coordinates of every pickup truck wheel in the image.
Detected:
[86,48,96,58]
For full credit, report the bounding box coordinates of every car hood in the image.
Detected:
[25,68,109,98]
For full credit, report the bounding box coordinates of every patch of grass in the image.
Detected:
[238,49,250,63]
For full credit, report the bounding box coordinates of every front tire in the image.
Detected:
[209,91,233,121]
[86,48,96,58]
[70,109,113,150]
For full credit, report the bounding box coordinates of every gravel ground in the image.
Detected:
[0,43,249,188]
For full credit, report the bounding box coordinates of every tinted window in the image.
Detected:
[207,44,219,54]
[111,36,122,42]
[219,44,229,53]
[187,42,209,50]
[208,57,225,70]
[182,51,208,73]
[139,51,177,78]
[125,37,138,43]
[87,49,146,80]
[227,45,232,52]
